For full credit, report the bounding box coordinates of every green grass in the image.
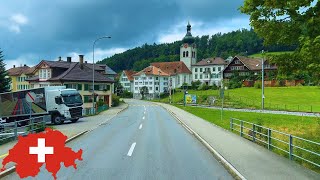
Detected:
[177,105,320,172]
[249,51,293,58]
[161,87,320,112]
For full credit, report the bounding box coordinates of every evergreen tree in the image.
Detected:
[0,49,11,92]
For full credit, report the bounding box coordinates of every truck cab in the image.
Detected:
[45,87,83,124]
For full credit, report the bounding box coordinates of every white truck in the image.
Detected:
[0,86,83,125]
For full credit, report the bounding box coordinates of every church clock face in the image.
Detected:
[184,43,188,48]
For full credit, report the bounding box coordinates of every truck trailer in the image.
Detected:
[0,86,83,125]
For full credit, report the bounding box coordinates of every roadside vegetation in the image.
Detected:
[158,86,320,113]
[177,105,320,173]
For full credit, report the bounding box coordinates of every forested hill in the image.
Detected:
[98,29,296,72]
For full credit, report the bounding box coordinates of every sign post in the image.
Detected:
[220,86,224,121]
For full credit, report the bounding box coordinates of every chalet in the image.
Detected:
[7,65,35,91]
[223,56,277,79]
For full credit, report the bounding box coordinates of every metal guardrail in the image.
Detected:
[0,116,47,145]
[230,118,320,169]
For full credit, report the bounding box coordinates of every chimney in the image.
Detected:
[58,56,62,61]
[67,57,72,63]
[24,64,27,67]
[13,65,16,68]
[79,55,84,69]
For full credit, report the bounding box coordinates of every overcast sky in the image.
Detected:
[0,0,249,69]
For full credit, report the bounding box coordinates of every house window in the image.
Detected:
[195,74,198,79]
[212,67,216,72]
[149,77,153,80]
[156,87,159,91]
[186,51,189,57]
[200,74,203,79]
[156,77,159,80]
[39,69,51,80]
[184,75,186,83]
[218,67,221,71]
[183,51,186,57]
[200,68,203,72]
[195,68,198,72]
[149,87,152,90]
[134,77,138,80]
[235,60,241,64]
[135,87,138,90]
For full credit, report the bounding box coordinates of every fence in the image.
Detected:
[83,105,109,116]
[230,118,320,170]
[0,116,48,145]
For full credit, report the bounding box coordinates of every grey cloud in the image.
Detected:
[0,0,245,65]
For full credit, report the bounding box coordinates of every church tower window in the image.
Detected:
[186,51,189,57]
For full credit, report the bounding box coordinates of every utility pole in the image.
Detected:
[262,50,265,110]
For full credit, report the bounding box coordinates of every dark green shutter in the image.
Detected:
[84,84,89,91]
[65,84,69,88]
[107,85,110,91]
[94,85,99,90]
[77,84,82,90]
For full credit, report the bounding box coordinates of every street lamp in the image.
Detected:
[256,50,265,110]
[92,36,111,114]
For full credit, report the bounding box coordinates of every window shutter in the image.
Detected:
[65,84,69,88]
[84,84,89,91]
[107,85,110,91]
[77,84,82,91]
[94,85,99,90]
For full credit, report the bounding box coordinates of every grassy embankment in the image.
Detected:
[160,86,320,112]
[177,105,320,172]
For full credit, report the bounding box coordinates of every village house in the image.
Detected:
[223,56,277,79]
[7,65,35,91]
[192,57,227,86]
[26,55,115,108]
[132,66,169,99]
[119,70,137,92]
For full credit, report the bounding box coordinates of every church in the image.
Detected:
[120,22,227,99]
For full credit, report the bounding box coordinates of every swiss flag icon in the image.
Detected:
[1,128,83,180]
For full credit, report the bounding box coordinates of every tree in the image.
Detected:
[140,86,149,99]
[240,1,320,84]
[0,49,11,93]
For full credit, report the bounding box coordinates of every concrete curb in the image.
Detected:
[159,103,246,180]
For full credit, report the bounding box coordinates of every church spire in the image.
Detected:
[182,21,195,44]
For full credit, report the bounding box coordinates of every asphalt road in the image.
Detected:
[3,100,233,180]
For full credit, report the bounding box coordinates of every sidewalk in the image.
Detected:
[0,103,128,168]
[158,103,320,180]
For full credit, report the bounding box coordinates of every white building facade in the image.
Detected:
[132,66,169,99]
[192,57,227,86]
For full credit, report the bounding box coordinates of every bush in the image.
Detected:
[112,95,120,107]
[254,81,262,89]
[212,84,218,90]
[120,90,133,98]
[191,80,202,90]
[97,99,105,107]
[198,83,210,90]
[160,93,169,98]
[228,81,242,89]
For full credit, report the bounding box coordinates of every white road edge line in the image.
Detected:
[139,124,143,129]
[127,142,137,156]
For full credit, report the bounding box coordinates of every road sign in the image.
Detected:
[26,92,36,103]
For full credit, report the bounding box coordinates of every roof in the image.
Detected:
[104,65,117,75]
[133,66,169,76]
[36,60,75,69]
[123,70,137,81]
[235,56,263,70]
[194,57,227,66]
[49,63,114,83]
[150,61,192,75]
[7,66,34,76]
